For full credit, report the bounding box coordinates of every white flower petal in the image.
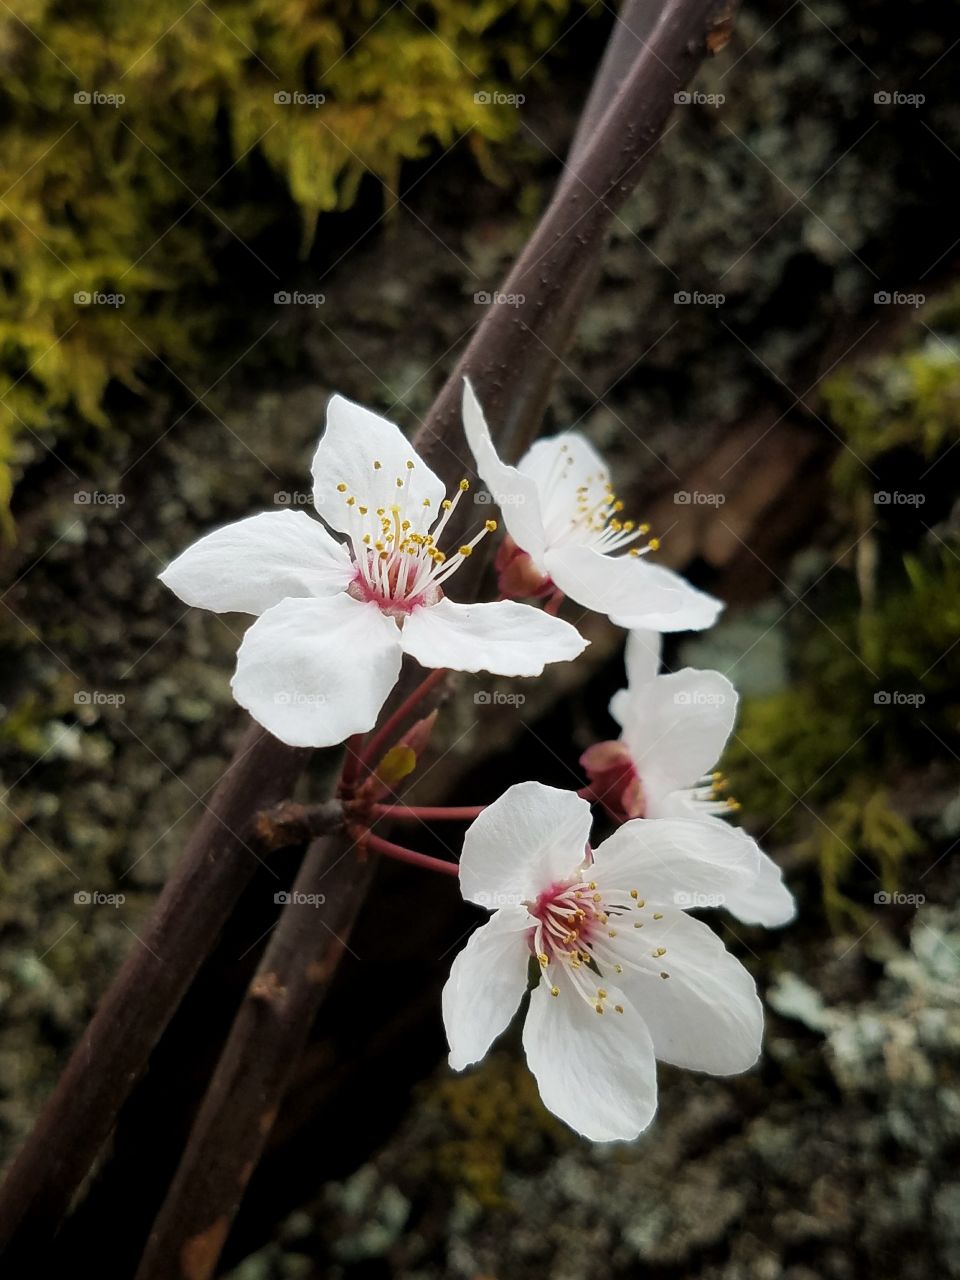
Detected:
[625,628,663,686]
[459,782,592,908]
[591,817,761,907]
[543,545,682,622]
[516,432,610,531]
[722,847,796,928]
[159,511,354,615]
[619,668,738,802]
[608,561,723,632]
[230,594,401,747]
[443,906,534,1070]
[461,380,547,561]
[399,598,586,676]
[522,971,658,1141]
[614,906,763,1074]
[609,628,663,726]
[312,394,445,535]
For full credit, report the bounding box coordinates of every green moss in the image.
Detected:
[0,0,593,516]
[421,1051,565,1204]
[726,305,960,922]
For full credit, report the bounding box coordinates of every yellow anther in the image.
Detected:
[551,986,560,997]
[615,1004,624,1014]
[614,964,623,974]
[594,1003,604,1014]
[459,479,469,491]
[441,499,452,510]
[422,498,431,507]
[630,889,639,900]
[538,953,548,966]
[485,519,497,532]
[597,988,608,999]
[336,482,347,492]
[346,496,355,506]
[660,971,670,979]
[648,537,661,551]
[359,506,368,515]
[458,545,472,557]
[653,912,663,920]
[373,460,382,470]
[406,460,414,469]
[654,947,667,957]
[639,523,650,534]
[396,477,404,488]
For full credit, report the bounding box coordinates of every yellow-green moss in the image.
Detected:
[727,307,960,923]
[0,0,592,515]
[421,1051,565,1204]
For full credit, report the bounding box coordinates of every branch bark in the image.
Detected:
[133,831,375,1280]
[0,0,738,1270]
[0,723,316,1264]
[131,2,740,1276]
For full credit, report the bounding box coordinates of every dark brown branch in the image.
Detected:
[0,0,738,1269]
[131,4,740,1277]
[0,722,310,1263]
[254,799,343,850]
[133,832,375,1280]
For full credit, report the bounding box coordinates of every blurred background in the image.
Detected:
[1,1,959,1276]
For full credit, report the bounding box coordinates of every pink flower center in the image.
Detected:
[334,462,497,617]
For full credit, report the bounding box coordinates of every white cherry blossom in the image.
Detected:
[160,395,587,747]
[581,629,795,927]
[462,380,721,632]
[443,782,766,1142]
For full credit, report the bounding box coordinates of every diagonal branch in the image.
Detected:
[131,3,741,1277]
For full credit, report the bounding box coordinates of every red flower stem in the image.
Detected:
[543,589,565,615]
[356,667,448,775]
[372,803,485,822]
[363,832,460,877]
[577,785,597,801]
[338,733,367,794]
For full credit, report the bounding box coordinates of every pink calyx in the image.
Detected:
[580,741,645,824]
